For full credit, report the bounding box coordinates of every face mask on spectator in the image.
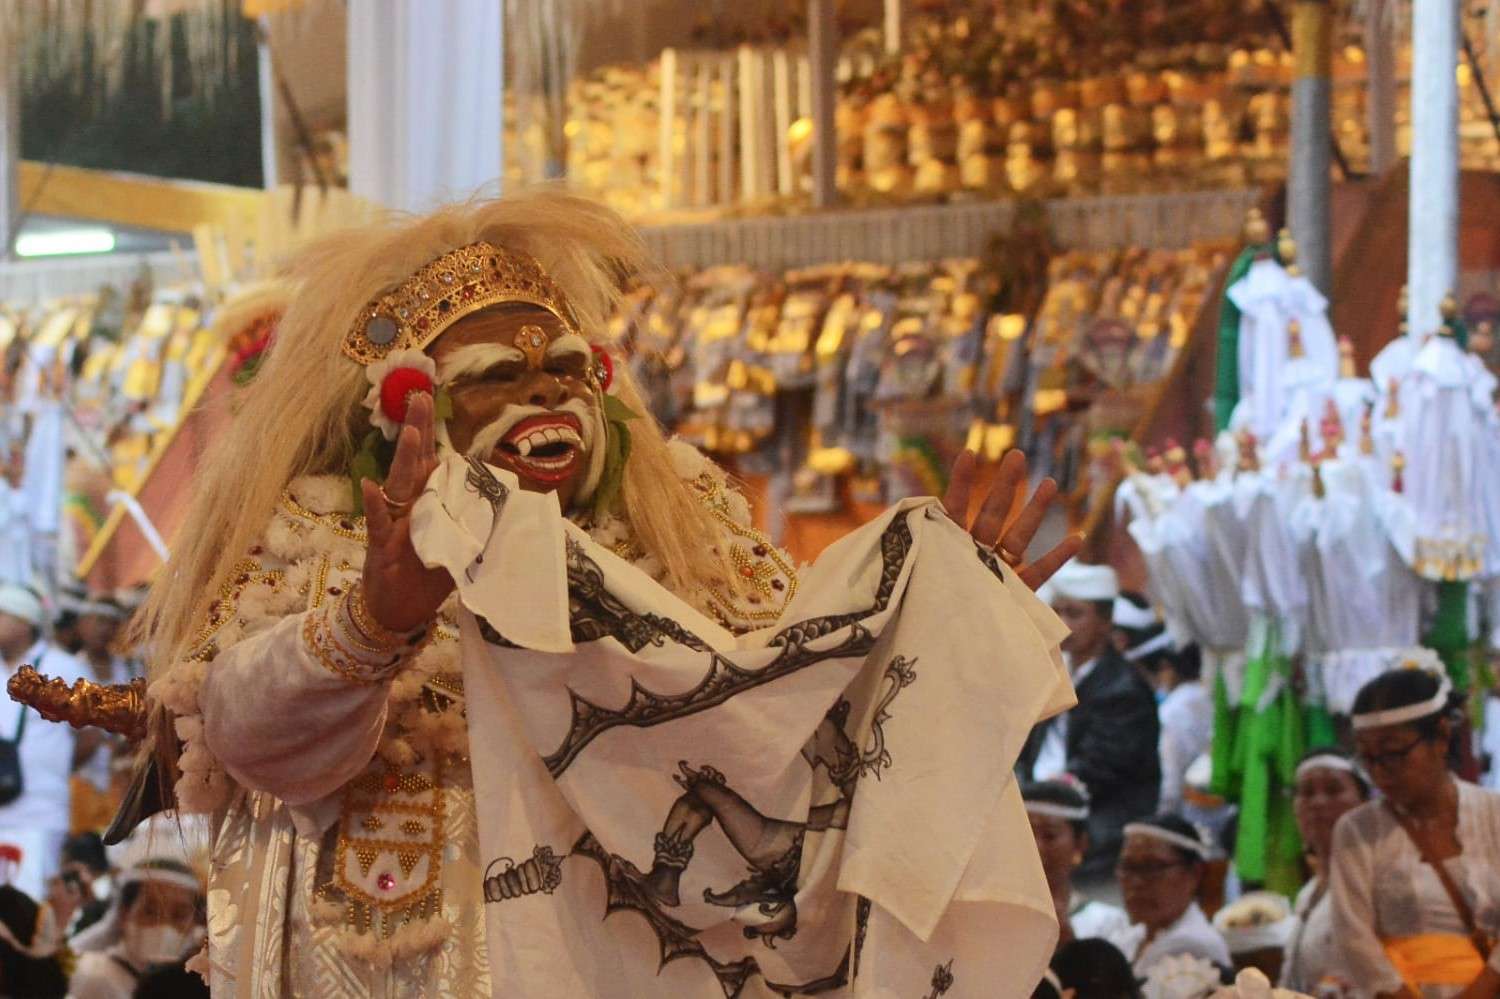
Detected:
[122,922,194,966]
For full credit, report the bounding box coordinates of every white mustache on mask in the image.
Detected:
[463,396,608,501]
[464,397,599,461]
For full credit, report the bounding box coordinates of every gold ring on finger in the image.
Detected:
[379,485,416,518]
[996,543,1023,568]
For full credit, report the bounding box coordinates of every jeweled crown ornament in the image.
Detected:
[342,242,580,365]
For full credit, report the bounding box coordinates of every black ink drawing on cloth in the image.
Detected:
[482,844,563,902]
[565,651,916,997]
[544,516,914,777]
[924,959,956,999]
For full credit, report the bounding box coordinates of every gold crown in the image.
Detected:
[342,242,579,365]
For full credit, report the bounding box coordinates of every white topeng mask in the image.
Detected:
[122,922,195,966]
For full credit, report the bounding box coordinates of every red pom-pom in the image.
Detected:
[591,345,614,391]
[380,367,434,424]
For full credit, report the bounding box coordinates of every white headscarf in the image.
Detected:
[0,584,43,628]
[1045,562,1120,603]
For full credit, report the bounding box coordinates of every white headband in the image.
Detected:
[119,864,203,898]
[1351,673,1452,731]
[0,585,43,628]
[1125,631,1175,662]
[1025,801,1089,821]
[1124,822,1211,859]
[74,600,124,620]
[1293,753,1358,783]
[1112,596,1157,630]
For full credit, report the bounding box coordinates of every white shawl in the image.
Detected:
[411,455,1072,998]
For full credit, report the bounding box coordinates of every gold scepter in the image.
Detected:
[7,666,149,742]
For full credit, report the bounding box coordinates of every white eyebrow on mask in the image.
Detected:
[436,343,526,382]
[547,333,591,360]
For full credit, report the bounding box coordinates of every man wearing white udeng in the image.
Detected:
[131,191,1079,997]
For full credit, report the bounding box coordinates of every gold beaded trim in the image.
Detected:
[301,601,409,686]
[689,471,798,624]
[333,754,447,913]
[279,492,367,541]
[189,559,287,661]
[346,582,414,650]
[341,242,580,366]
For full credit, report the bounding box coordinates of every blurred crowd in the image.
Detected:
[1020,563,1500,998]
[0,581,206,999]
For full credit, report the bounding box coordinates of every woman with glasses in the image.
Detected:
[1023,780,1129,947]
[1282,747,1369,993]
[1330,667,1500,998]
[1108,813,1230,977]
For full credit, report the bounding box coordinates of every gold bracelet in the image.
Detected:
[337,591,394,656]
[347,582,415,650]
[303,608,400,686]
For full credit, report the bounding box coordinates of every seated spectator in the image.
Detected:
[1281,746,1366,994]
[68,859,205,999]
[0,883,67,997]
[1332,667,1500,998]
[0,584,87,899]
[1111,591,1173,669]
[1212,890,1294,982]
[1109,814,1231,977]
[1050,937,1142,999]
[70,598,139,827]
[1023,563,1161,888]
[1152,646,1211,815]
[59,833,113,935]
[1023,779,1128,945]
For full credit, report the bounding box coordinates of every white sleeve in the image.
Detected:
[65,953,124,999]
[200,594,421,807]
[1158,719,1186,814]
[1328,813,1406,995]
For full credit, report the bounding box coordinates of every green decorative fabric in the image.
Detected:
[1446,316,1470,351]
[1427,581,1471,690]
[1209,662,1238,800]
[1213,245,1264,433]
[1303,703,1337,750]
[1227,616,1305,893]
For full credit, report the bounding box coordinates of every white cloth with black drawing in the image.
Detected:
[411,455,1073,999]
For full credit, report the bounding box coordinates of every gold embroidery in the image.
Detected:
[611,536,645,562]
[309,555,332,610]
[189,559,287,660]
[301,608,401,686]
[425,672,464,698]
[279,492,368,541]
[354,767,435,796]
[728,544,779,597]
[688,470,799,623]
[361,815,384,832]
[331,753,448,924]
